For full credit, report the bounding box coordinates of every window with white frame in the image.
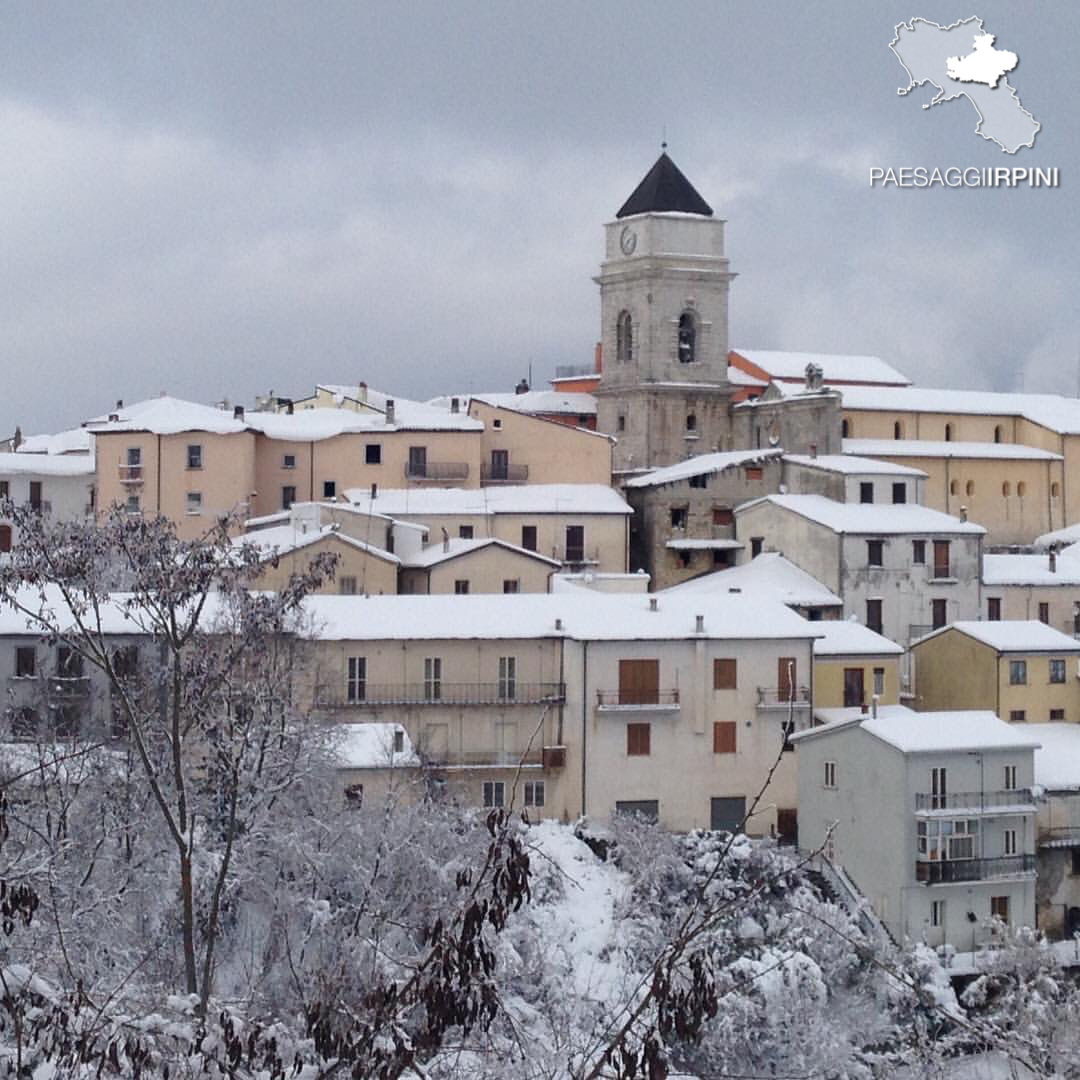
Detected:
[930,899,945,928]
[1050,658,1066,684]
[339,575,357,595]
[1009,660,1027,685]
[186,492,203,516]
[524,780,545,808]
[283,454,296,469]
[917,819,979,860]
[498,656,516,701]
[1004,764,1018,791]
[930,766,947,809]
[187,444,202,470]
[823,761,837,789]
[873,667,885,696]
[483,780,505,808]
[125,493,140,514]
[1004,829,1017,856]
[424,657,442,701]
[346,656,366,702]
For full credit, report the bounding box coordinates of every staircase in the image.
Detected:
[804,853,896,947]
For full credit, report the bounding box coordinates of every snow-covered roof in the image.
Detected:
[307,386,482,430]
[914,620,1080,654]
[1035,522,1080,548]
[839,386,1080,436]
[660,552,843,609]
[342,484,631,517]
[16,427,93,455]
[331,723,419,769]
[664,539,743,551]
[983,553,1080,587]
[234,523,399,564]
[245,503,398,530]
[796,704,1041,754]
[731,349,911,386]
[725,366,768,388]
[0,452,95,477]
[811,621,904,657]
[401,537,560,569]
[301,591,822,643]
[1030,723,1080,791]
[736,494,985,535]
[624,449,782,489]
[431,391,598,416]
[784,453,926,477]
[843,438,1062,462]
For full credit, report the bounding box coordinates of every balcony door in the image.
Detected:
[618,659,659,706]
[778,657,797,703]
[565,525,584,563]
[843,667,864,708]
[408,446,427,478]
[490,450,509,481]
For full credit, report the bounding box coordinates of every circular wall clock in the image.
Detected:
[619,226,637,255]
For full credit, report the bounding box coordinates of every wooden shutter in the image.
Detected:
[626,722,651,755]
[778,657,797,702]
[843,668,864,708]
[933,540,950,578]
[619,659,659,705]
[713,658,737,690]
[712,721,736,754]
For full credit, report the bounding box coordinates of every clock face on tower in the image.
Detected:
[619,225,637,256]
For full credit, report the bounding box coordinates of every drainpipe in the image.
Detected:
[156,435,162,513]
[309,441,315,502]
[581,640,588,816]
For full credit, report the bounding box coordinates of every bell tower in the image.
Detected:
[595,150,736,473]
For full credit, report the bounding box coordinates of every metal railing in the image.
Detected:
[915,788,1034,812]
[118,464,144,484]
[423,748,544,769]
[557,547,601,568]
[26,501,51,515]
[596,689,680,708]
[756,686,812,708]
[481,463,529,484]
[1039,825,1080,847]
[404,462,470,481]
[915,855,1035,883]
[315,681,566,708]
[8,675,91,700]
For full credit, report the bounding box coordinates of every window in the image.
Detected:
[0,481,7,499]
[712,507,734,526]
[454,580,470,595]
[492,418,503,430]
[283,454,296,469]
[688,473,707,489]
[894,421,904,440]
[1051,708,1066,721]
[1052,482,1061,498]
[932,540,950,579]
[1073,849,1080,876]
[282,486,296,510]
[56,646,83,679]
[670,507,688,530]
[626,722,651,756]
[677,311,696,363]
[617,415,626,432]
[424,657,441,700]
[9,707,38,740]
[917,818,978,860]
[125,494,140,515]
[950,479,959,496]
[565,525,584,563]
[616,310,633,364]
[1004,829,1017,856]
[1050,658,1066,683]
[990,895,1010,923]
[966,480,975,496]
[616,800,658,822]
[1009,660,1027,685]
[994,425,1003,444]
[677,551,692,569]
[867,540,883,567]
[944,423,953,442]
[407,446,427,478]
[712,721,736,753]
[912,540,926,564]
[1009,710,1026,723]
[932,598,947,630]
[1004,764,1017,791]
[685,413,697,433]
[346,657,366,703]
[1002,481,1011,497]
[873,667,885,696]
[892,482,907,505]
[523,780,545,808]
[843,668,865,708]
[823,761,837,789]
[393,728,404,753]
[458,525,474,539]
[1039,603,1050,625]
[344,784,363,809]
[126,447,142,478]
[186,492,202,516]
[502,579,519,594]
[988,597,1001,620]
[750,537,764,558]
[483,781,505,808]
[744,466,763,482]
[710,796,746,833]
[323,481,336,499]
[841,419,850,439]
[365,444,381,465]
[186,444,202,469]
[619,659,659,705]
[930,766,947,810]
[866,599,883,635]
[521,525,537,552]
[1017,482,1027,497]
[498,656,516,701]
[778,657,798,702]
[339,575,357,596]
[713,658,737,690]
[14,647,34,678]
[930,900,945,928]
[860,482,874,504]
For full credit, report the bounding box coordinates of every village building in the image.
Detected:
[782,452,927,507]
[982,550,1080,634]
[728,349,911,391]
[0,451,96,554]
[810,621,905,709]
[792,704,1039,949]
[911,621,1080,724]
[397,538,561,595]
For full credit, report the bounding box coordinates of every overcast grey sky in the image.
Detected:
[2,1,1077,438]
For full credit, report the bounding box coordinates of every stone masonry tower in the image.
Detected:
[594,151,736,473]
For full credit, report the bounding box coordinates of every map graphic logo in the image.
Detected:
[891,16,1039,154]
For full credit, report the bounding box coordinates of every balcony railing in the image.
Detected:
[118,464,144,484]
[1039,825,1080,848]
[26,501,51,515]
[315,681,566,708]
[915,855,1035,884]
[481,463,529,484]
[404,462,470,482]
[596,689,680,710]
[423,748,544,769]
[756,686,812,709]
[915,788,1035,812]
[7,675,92,701]
[558,547,601,568]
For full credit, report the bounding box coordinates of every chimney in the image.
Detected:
[357,381,368,403]
[871,694,879,718]
[385,399,395,424]
[108,413,119,423]
[234,405,245,420]
[695,614,705,633]
[12,426,21,450]
[515,378,529,395]
[649,597,658,612]
[809,444,817,459]
[555,618,563,631]
[594,342,603,374]
[450,397,460,414]
[116,399,123,410]
[1050,548,1058,572]
[959,505,968,522]
[442,526,450,552]
[370,483,377,500]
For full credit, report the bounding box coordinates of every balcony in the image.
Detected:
[595,689,680,712]
[558,547,601,569]
[118,464,144,485]
[1040,825,1080,848]
[481,463,529,485]
[404,462,470,483]
[7,675,91,701]
[915,855,1035,884]
[26,501,51,516]
[315,681,566,708]
[756,686,812,709]
[915,788,1035,813]
[424,747,545,769]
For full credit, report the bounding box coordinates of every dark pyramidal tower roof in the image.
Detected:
[616,152,713,219]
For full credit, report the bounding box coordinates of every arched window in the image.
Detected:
[894,421,904,440]
[841,419,851,439]
[1002,482,1011,496]
[616,311,633,364]
[950,479,959,495]
[678,312,696,364]
[994,425,1003,444]
[944,423,953,442]
[1017,481,1027,497]
[966,480,975,496]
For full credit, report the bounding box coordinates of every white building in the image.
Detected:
[0,451,96,553]
[791,704,1039,949]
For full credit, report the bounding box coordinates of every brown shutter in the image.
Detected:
[778,657,797,702]
[713,658,737,690]
[619,659,660,705]
[712,721,737,753]
[626,722,651,755]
